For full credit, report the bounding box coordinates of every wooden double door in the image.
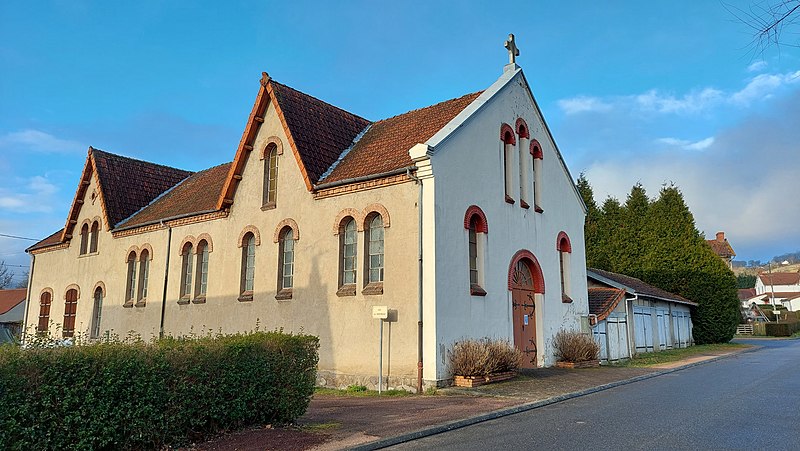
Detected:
[511,260,537,368]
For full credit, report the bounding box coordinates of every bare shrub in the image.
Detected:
[553,330,600,362]
[448,339,523,377]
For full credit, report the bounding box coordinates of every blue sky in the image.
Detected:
[1,1,799,283]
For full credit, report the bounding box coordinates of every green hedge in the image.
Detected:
[764,322,800,337]
[0,332,319,450]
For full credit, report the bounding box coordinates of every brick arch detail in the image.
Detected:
[273,218,300,243]
[125,245,140,262]
[64,284,81,300]
[91,216,102,228]
[178,236,197,254]
[196,233,214,252]
[515,118,530,138]
[260,136,284,160]
[40,287,54,302]
[238,225,261,247]
[557,231,572,253]
[92,281,106,297]
[333,208,363,235]
[464,205,489,233]
[139,243,154,259]
[507,250,545,294]
[362,204,391,231]
[500,123,516,145]
[530,139,543,159]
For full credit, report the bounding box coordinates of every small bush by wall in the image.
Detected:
[553,331,600,363]
[448,339,523,377]
[0,331,319,450]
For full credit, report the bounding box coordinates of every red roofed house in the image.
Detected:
[0,288,26,343]
[755,271,800,311]
[706,231,735,269]
[23,39,590,389]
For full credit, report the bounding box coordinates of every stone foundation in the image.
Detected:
[315,370,446,392]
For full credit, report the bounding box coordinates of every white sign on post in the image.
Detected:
[373,306,388,394]
[372,306,388,319]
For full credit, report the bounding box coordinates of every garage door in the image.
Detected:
[633,306,654,352]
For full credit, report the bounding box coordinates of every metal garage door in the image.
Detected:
[593,314,630,362]
[633,306,654,352]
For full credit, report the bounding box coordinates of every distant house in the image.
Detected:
[706,231,735,269]
[754,272,800,311]
[0,288,26,343]
[588,269,696,363]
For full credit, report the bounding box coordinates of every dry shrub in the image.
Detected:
[448,339,523,377]
[552,330,600,363]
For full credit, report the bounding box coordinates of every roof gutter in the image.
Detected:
[114,209,219,233]
[313,166,416,192]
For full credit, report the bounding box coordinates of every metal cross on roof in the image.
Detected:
[505,33,520,65]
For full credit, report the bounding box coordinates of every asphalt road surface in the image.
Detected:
[388,339,800,451]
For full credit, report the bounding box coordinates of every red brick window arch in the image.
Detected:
[501,123,516,204]
[557,232,572,302]
[464,205,488,296]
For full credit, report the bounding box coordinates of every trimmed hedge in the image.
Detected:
[764,322,800,337]
[0,331,319,450]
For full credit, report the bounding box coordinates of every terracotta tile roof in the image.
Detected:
[758,272,800,286]
[118,162,232,229]
[738,288,757,301]
[92,149,193,227]
[758,292,800,301]
[26,228,65,252]
[0,289,26,315]
[588,268,697,306]
[321,91,483,184]
[270,81,371,185]
[706,238,735,258]
[588,287,626,321]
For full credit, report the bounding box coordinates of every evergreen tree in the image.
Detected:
[577,174,602,269]
[618,183,650,276]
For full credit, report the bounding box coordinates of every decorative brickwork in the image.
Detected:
[500,123,516,145]
[195,233,213,252]
[92,281,106,296]
[463,205,489,233]
[238,225,261,247]
[314,173,412,199]
[260,136,284,159]
[507,250,545,293]
[273,218,300,243]
[515,118,529,138]
[64,284,81,300]
[557,231,572,253]
[124,245,140,261]
[178,236,196,254]
[332,208,362,235]
[139,243,154,259]
[361,203,390,230]
[530,139,543,159]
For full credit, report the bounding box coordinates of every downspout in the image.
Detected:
[407,167,424,394]
[21,253,35,345]
[159,220,173,339]
[625,294,635,359]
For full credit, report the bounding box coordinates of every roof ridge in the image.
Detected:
[91,147,193,174]
[374,91,484,124]
[270,80,371,123]
[317,124,373,183]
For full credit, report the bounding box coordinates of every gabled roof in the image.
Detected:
[758,292,800,302]
[706,238,735,258]
[758,272,800,286]
[588,287,626,321]
[738,288,757,301]
[588,268,698,306]
[26,229,65,252]
[320,91,482,184]
[117,162,232,230]
[0,289,26,315]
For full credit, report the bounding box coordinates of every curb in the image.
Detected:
[350,347,759,450]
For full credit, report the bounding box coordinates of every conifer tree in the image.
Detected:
[577,174,602,269]
[618,183,650,276]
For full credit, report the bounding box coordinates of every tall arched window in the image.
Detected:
[263,144,279,207]
[501,123,516,204]
[180,243,193,300]
[137,249,150,304]
[91,286,103,339]
[364,214,385,293]
[240,232,256,300]
[195,240,209,300]
[464,206,488,296]
[89,221,100,253]
[557,232,573,302]
[277,227,294,298]
[531,140,543,212]
[63,288,78,338]
[338,218,357,295]
[517,119,531,208]
[79,223,89,255]
[37,291,52,334]
[125,251,137,305]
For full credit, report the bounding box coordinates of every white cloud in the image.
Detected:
[635,88,723,114]
[557,96,613,115]
[0,129,84,154]
[0,175,60,213]
[747,61,767,72]
[656,136,715,151]
[731,71,800,105]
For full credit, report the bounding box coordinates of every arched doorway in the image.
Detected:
[508,250,545,369]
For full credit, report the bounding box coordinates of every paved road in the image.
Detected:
[388,339,800,451]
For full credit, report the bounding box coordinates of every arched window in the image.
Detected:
[195,240,209,300]
[89,221,100,253]
[517,119,531,208]
[531,140,543,212]
[557,232,573,302]
[277,227,294,297]
[263,144,279,207]
[240,232,256,300]
[79,223,89,255]
[37,291,52,334]
[501,124,516,204]
[138,249,150,304]
[90,286,103,339]
[63,288,78,338]
[464,206,488,296]
[338,217,357,295]
[125,251,137,305]
[364,214,385,293]
[180,242,193,300]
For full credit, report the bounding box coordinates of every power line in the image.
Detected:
[0,233,40,241]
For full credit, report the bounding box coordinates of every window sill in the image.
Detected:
[562,293,573,303]
[470,284,487,297]
[534,205,543,213]
[261,202,276,211]
[192,296,206,304]
[177,298,190,305]
[123,300,134,308]
[520,200,530,209]
[275,288,293,300]
[78,252,99,258]
[336,284,357,297]
[238,291,253,302]
[135,300,147,308]
[505,195,515,205]
[362,282,384,296]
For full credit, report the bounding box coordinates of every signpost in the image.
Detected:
[372,306,388,394]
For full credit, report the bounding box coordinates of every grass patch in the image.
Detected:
[612,343,750,367]
[314,387,412,397]
[302,422,341,432]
